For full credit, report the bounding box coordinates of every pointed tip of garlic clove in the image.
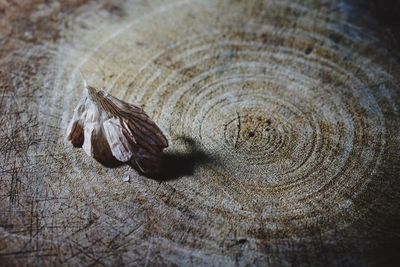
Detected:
[87,85,98,100]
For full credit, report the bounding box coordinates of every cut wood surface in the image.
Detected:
[1,0,399,266]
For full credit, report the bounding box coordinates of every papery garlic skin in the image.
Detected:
[66,84,168,173]
[103,117,133,162]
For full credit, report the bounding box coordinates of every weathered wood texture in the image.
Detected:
[1,0,400,266]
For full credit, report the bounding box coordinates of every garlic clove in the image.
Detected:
[66,82,168,174]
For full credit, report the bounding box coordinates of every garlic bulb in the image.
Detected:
[66,83,168,174]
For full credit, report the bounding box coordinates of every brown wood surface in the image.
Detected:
[1,0,400,266]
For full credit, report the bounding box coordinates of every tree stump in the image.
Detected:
[1,0,399,266]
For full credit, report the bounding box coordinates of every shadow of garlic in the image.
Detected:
[66,82,168,174]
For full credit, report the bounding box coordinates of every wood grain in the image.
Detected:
[1,0,399,266]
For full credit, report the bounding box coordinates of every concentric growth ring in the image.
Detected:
[126,25,385,229]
